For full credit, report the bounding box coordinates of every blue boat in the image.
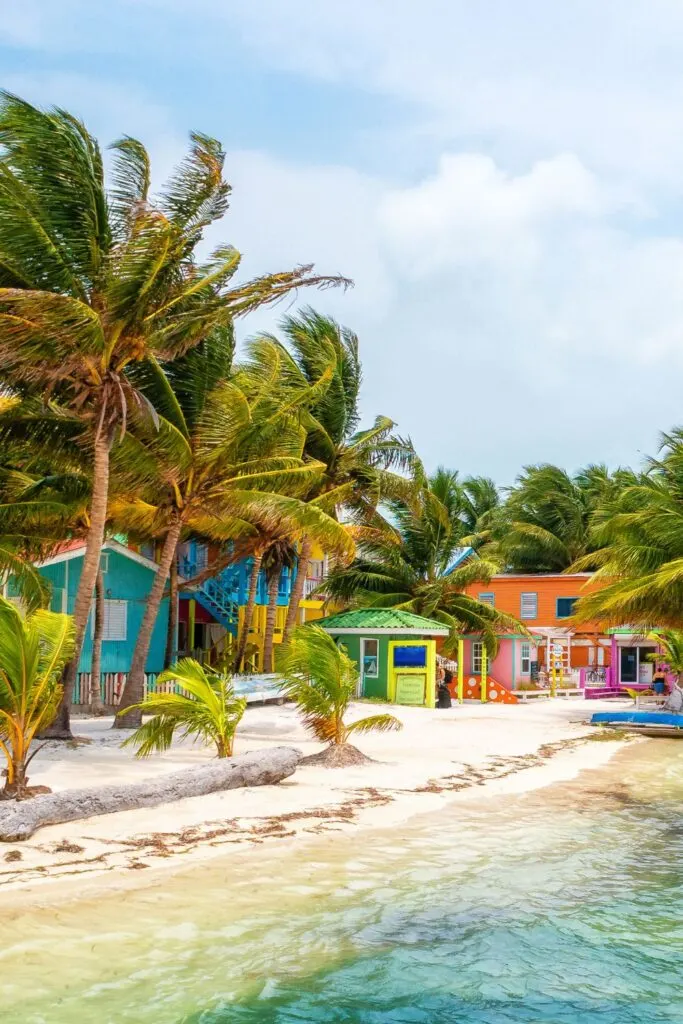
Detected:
[591,710,683,737]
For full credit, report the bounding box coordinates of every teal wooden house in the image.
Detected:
[317,608,449,708]
[38,540,169,688]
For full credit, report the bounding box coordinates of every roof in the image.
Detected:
[316,608,450,636]
[444,546,476,574]
[488,572,594,580]
[37,538,160,573]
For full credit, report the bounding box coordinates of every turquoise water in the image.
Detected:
[2,741,683,1023]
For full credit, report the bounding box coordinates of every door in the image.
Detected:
[359,638,379,698]
[620,647,638,684]
[638,647,657,684]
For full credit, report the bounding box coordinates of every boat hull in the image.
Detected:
[591,710,683,737]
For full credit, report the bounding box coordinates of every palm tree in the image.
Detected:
[573,432,683,628]
[0,597,75,798]
[0,450,82,610]
[646,630,683,686]
[112,335,354,726]
[324,467,520,653]
[120,658,247,758]
[89,569,107,714]
[494,463,638,573]
[0,94,348,737]
[459,475,501,544]
[255,309,415,641]
[280,625,401,766]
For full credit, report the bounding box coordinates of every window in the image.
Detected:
[478,592,495,607]
[520,642,531,675]
[93,599,127,641]
[520,592,538,620]
[99,552,109,574]
[556,597,577,619]
[361,638,379,678]
[472,641,484,673]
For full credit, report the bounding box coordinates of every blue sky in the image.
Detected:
[3,1,683,483]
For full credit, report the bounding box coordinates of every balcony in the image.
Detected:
[303,576,326,599]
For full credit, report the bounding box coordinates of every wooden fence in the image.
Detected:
[73,672,160,707]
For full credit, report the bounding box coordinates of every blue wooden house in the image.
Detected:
[38,539,169,700]
[33,538,326,701]
[176,540,294,662]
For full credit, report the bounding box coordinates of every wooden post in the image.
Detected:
[481,644,488,703]
[457,638,464,704]
[188,599,196,652]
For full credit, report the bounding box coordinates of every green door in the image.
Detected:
[360,637,383,698]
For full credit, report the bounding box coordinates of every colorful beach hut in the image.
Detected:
[317,608,449,708]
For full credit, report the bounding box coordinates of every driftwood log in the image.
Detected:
[0,746,302,842]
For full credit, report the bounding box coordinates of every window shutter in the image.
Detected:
[520,593,538,620]
[102,600,127,641]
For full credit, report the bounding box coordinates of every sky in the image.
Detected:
[2,1,683,483]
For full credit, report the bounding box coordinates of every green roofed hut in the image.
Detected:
[317,608,449,708]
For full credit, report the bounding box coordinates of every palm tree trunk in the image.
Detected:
[262,573,280,673]
[232,553,262,673]
[116,520,183,729]
[283,536,311,643]
[43,429,113,739]
[164,557,178,669]
[89,569,106,715]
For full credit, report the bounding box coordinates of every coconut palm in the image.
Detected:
[0,457,94,612]
[253,309,415,641]
[324,467,520,652]
[111,333,354,726]
[280,625,401,765]
[494,463,638,573]
[0,597,75,798]
[120,658,247,758]
[89,569,107,714]
[0,93,348,737]
[459,474,501,543]
[646,630,683,685]
[573,432,683,628]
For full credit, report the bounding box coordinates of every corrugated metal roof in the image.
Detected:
[316,607,449,634]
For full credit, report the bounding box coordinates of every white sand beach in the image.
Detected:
[0,698,633,901]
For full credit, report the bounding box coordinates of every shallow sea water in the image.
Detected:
[2,740,683,1023]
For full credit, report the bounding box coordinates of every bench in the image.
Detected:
[516,690,551,702]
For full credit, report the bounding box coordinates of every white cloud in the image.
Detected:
[217,146,683,477]
[178,0,683,188]
[379,153,604,277]
[6,2,683,477]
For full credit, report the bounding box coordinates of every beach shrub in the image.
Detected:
[119,658,247,758]
[0,597,75,799]
[280,625,402,766]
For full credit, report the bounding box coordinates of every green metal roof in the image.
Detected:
[316,607,450,635]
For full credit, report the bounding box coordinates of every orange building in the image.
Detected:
[459,573,615,690]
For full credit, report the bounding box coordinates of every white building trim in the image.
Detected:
[37,539,160,573]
